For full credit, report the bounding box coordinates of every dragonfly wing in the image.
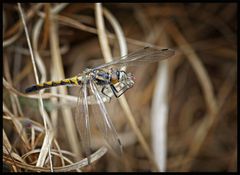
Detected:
[93,46,175,70]
[75,81,91,164]
[89,79,123,155]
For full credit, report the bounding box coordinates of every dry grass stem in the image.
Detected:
[95,3,159,171]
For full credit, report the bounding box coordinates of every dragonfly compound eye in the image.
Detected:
[110,72,119,84]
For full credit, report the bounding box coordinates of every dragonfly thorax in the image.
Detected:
[91,68,135,87]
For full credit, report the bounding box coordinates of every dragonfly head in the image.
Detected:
[109,68,135,87]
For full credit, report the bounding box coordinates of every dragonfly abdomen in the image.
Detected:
[25,76,80,93]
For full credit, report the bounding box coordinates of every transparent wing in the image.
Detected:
[89,79,123,155]
[75,80,91,164]
[93,46,175,70]
[86,84,112,105]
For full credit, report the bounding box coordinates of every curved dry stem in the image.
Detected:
[55,14,164,49]
[22,148,80,171]
[53,139,66,167]
[3,4,43,48]
[103,7,128,65]
[3,26,23,48]
[166,21,219,171]
[3,103,30,149]
[17,4,53,168]
[3,147,107,172]
[167,22,218,115]
[3,52,24,117]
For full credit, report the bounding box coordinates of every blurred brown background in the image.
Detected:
[3,3,237,172]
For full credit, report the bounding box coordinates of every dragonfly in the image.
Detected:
[25,46,175,164]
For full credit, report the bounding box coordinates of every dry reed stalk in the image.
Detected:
[95,3,159,171]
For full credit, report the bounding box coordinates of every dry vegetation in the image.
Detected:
[3,3,237,172]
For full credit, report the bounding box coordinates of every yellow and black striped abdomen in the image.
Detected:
[25,76,79,93]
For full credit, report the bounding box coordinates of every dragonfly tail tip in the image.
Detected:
[25,85,37,93]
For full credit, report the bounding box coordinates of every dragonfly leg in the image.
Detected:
[101,86,112,101]
[110,83,131,98]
